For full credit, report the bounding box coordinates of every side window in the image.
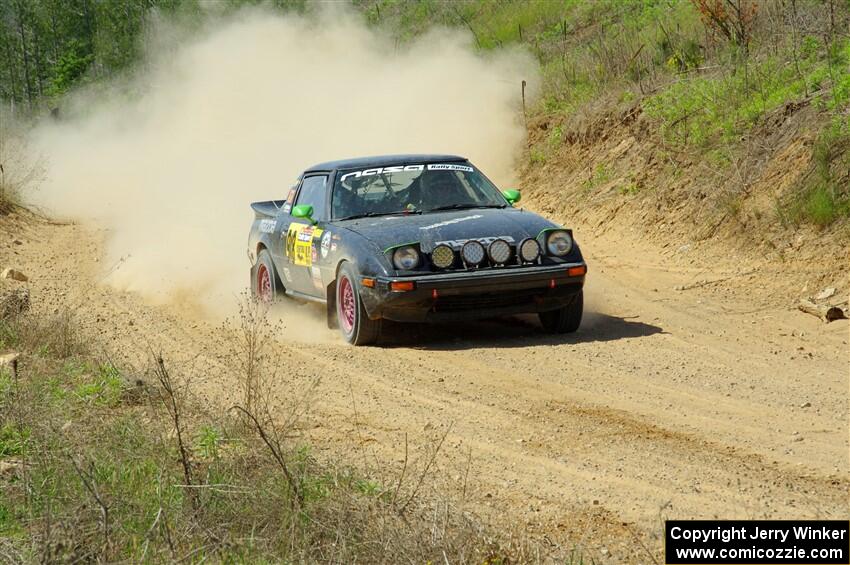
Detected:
[294,175,328,220]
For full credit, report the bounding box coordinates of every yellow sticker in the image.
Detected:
[285,224,323,267]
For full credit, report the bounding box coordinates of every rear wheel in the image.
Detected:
[539,290,583,333]
[336,263,381,345]
[252,249,282,303]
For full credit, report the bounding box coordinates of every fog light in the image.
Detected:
[431,244,455,269]
[488,239,511,264]
[519,238,540,263]
[461,240,486,266]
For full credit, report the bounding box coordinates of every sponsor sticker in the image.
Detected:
[259,219,276,233]
[426,163,473,172]
[340,163,473,183]
[320,231,332,259]
[285,224,323,267]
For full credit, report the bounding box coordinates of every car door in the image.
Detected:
[281,174,329,296]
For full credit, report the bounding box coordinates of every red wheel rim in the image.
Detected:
[257,264,272,302]
[338,275,355,334]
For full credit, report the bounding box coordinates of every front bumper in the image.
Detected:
[360,262,586,322]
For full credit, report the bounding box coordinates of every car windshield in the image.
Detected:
[331,163,507,220]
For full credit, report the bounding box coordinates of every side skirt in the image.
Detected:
[285,289,327,305]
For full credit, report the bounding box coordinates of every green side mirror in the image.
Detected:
[502,189,521,205]
[292,204,316,224]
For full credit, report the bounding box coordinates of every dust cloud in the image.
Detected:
[27,5,537,324]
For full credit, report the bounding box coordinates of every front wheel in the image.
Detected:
[336,263,381,345]
[539,290,583,333]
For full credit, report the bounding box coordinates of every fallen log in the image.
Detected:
[797,299,846,322]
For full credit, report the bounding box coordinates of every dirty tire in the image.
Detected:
[252,249,282,303]
[336,262,381,345]
[539,289,583,333]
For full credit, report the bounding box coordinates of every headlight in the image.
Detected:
[546,230,573,256]
[392,246,420,270]
[431,244,455,269]
[461,240,486,266]
[487,239,512,264]
[519,238,540,263]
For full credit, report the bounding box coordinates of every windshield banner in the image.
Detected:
[339,163,473,182]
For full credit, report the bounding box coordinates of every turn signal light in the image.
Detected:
[567,265,587,277]
[361,278,375,288]
[390,281,416,292]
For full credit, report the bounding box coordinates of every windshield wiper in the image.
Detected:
[335,210,422,221]
[427,203,507,212]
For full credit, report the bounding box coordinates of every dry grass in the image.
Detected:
[0,300,556,563]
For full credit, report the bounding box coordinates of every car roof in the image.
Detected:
[304,154,468,173]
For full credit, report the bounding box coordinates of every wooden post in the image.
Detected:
[521,80,527,126]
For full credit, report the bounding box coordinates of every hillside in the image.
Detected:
[367,0,850,304]
[2,0,848,303]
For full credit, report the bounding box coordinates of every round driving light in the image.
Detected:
[393,246,420,270]
[487,239,511,264]
[461,240,486,266]
[546,230,573,256]
[519,238,540,263]
[431,244,455,269]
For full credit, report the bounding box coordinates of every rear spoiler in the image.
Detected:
[251,200,285,219]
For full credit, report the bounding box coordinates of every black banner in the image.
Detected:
[665,520,850,564]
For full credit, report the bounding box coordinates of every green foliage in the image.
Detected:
[49,40,94,96]
[354,478,383,497]
[800,185,845,226]
[782,119,850,227]
[195,424,223,459]
[0,423,29,457]
[619,181,640,195]
[645,28,850,149]
[529,147,546,165]
[582,163,611,192]
[73,364,122,406]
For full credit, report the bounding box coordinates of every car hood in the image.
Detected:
[333,208,558,252]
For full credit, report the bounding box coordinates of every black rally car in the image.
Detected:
[248,154,586,345]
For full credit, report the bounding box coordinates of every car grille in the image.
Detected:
[431,288,542,312]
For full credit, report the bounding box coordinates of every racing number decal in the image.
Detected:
[285,224,323,267]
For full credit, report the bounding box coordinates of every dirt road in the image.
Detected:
[3,211,848,563]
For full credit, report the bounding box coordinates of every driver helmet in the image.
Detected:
[420,171,460,204]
